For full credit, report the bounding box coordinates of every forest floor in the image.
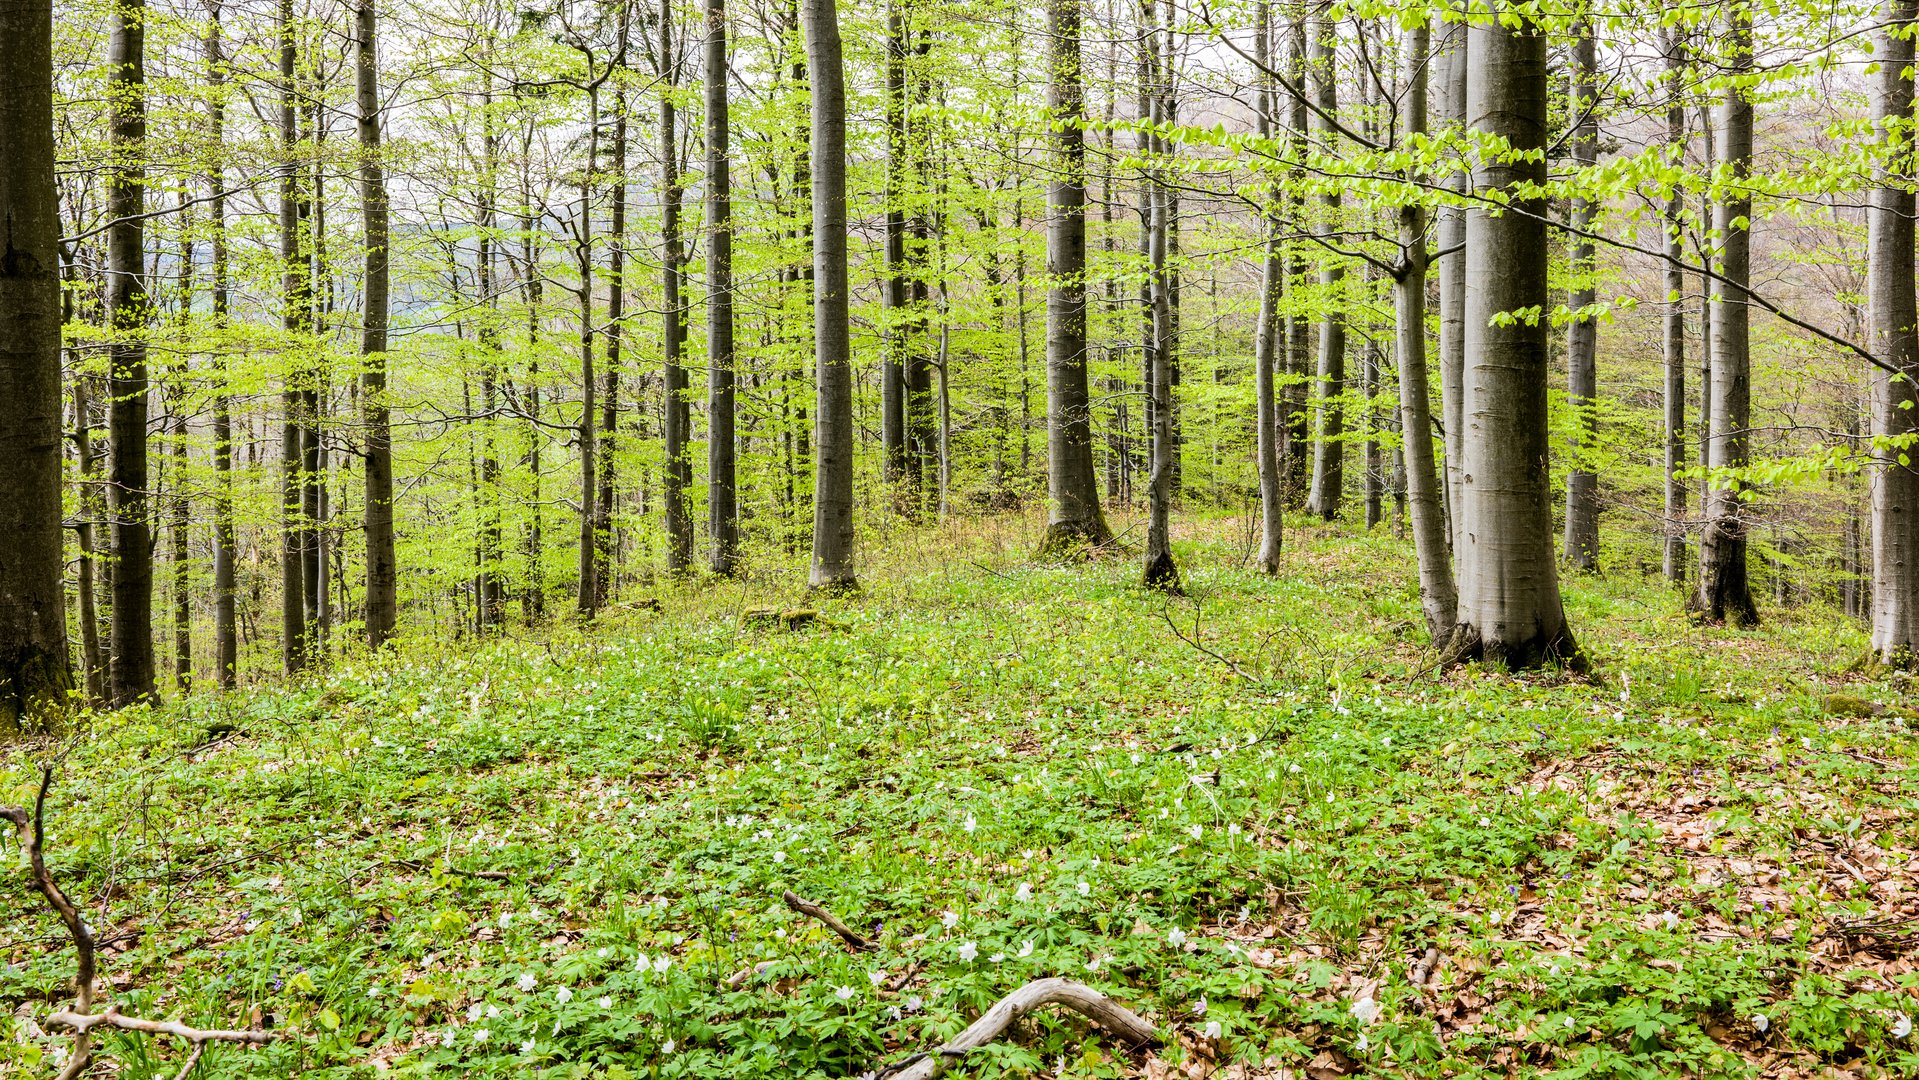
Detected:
[3,512,1918,1080]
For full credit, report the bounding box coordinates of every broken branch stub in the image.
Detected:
[780,889,874,950]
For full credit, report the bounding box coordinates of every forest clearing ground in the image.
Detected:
[3,511,1917,1079]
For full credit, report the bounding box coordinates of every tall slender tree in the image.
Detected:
[359,0,397,648]
[1391,15,1455,642]
[705,0,737,575]
[1251,0,1283,574]
[1869,0,1919,664]
[107,0,155,703]
[1303,7,1344,521]
[0,0,73,731]
[1561,21,1600,571]
[1441,7,1581,670]
[804,0,857,591]
[1139,0,1179,591]
[658,0,692,575]
[1661,25,1687,584]
[1694,3,1760,626]
[279,0,310,671]
[1039,0,1112,554]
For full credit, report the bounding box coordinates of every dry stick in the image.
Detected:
[3,769,275,1080]
[873,978,1158,1080]
[781,889,873,951]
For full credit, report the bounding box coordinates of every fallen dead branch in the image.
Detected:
[781,889,873,951]
[3,768,276,1080]
[867,977,1157,1080]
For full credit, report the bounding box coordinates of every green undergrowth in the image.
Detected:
[4,513,1917,1079]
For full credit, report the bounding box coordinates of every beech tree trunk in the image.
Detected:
[1660,27,1686,585]
[703,0,736,574]
[804,0,857,591]
[0,0,73,732]
[358,0,396,648]
[1303,10,1344,522]
[1280,14,1309,507]
[881,3,909,492]
[1252,0,1283,574]
[656,0,690,576]
[596,90,627,608]
[108,0,155,704]
[575,80,600,616]
[1039,0,1111,554]
[1869,0,1919,664]
[1138,0,1178,591]
[1441,10,1581,671]
[1693,7,1760,627]
[279,0,309,671]
[1561,24,1599,571]
[1393,17,1455,642]
[1437,24,1467,554]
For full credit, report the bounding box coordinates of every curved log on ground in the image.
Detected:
[874,977,1157,1080]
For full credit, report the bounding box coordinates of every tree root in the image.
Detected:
[3,769,275,1079]
[866,977,1157,1080]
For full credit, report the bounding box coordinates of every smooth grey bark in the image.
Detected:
[1436,23,1467,554]
[1138,0,1178,591]
[1040,0,1112,554]
[804,0,857,591]
[1252,0,1283,574]
[1661,27,1687,584]
[657,0,690,576]
[1693,6,1759,626]
[1441,11,1581,671]
[1561,25,1599,571]
[107,0,155,704]
[1280,13,1309,506]
[703,0,734,575]
[278,0,309,671]
[1392,17,1455,642]
[1869,0,1919,664]
[358,0,396,649]
[574,73,602,617]
[0,0,73,732]
[205,1,236,686]
[70,346,104,704]
[595,88,626,609]
[1303,9,1344,522]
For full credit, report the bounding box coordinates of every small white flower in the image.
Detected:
[597,995,613,1010]
[498,911,513,928]
[1194,995,1208,1016]
[1203,1020,1222,1039]
[653,955,671,974]
[1167,927,1187,948]
[1015,882,1033,902]
[598,947,611,958]
[835,985,856,1000]
[661,1038,676,1054]
[887,1005,902,1020]
[1085,958,1102,972]
[941,910,960,929]
[1017,940,1034,958]
[1188,824,1203,840]
[1752,1013,1769,1033]
[485,1004,500,1019]
[989,952,1006,963]
[1893,1012,1912,1039]
[516,973,537,993]
[1227,823,1241,836]
[1661,911,1681,930]
[1478,816,1492,827]
[555,986,573,1003]
[1381,735,1392,746]
[1351,997,1381,1025]
[958,941,979,962]
[1288,762,1302,774]
[772,850,787,864]
[520,1039,536,1055]
[868,970,887,987]
[1355,1031,1370,1051]
[635,951,650,971]
[963,814,977,833]
[906,995,924,1012]
[472,1028,491,1044]
[466,1002,484,1022]
[1077,881,1091,896]
[1564,1015,1575,1029]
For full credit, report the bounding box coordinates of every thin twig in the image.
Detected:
[781,890,873,951]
